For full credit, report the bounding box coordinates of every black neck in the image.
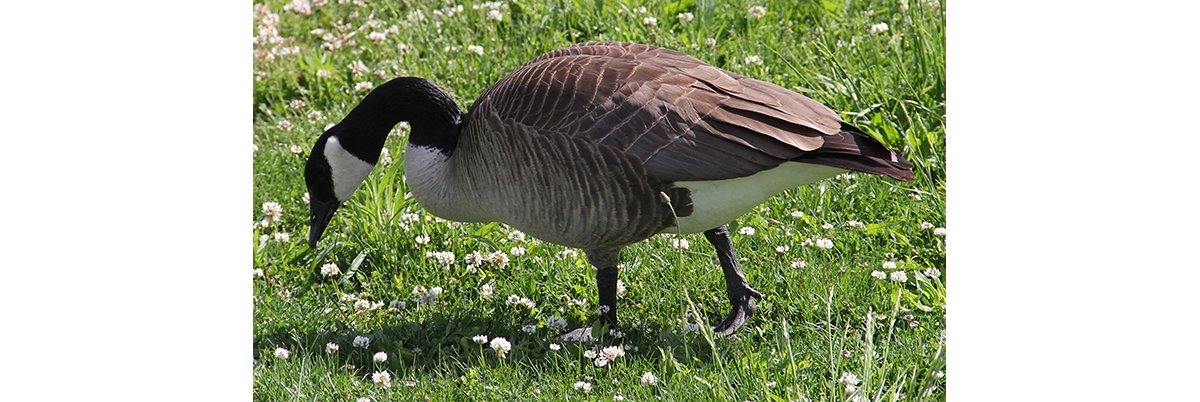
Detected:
[328,77,463,162]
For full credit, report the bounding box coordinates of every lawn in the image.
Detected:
[252,0,945,400]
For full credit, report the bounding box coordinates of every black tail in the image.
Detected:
[792,123,915,182]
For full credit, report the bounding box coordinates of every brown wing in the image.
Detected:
[473,41,914,182]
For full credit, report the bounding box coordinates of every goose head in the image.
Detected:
[305,77,463,248]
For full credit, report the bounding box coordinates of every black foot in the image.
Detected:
[704,225,764,336]
[711,286,763,335]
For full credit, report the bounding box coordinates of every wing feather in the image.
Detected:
[471,42,913,183]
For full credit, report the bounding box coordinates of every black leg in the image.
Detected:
[704,225,763,335]
[557,248,621,343]
[596,266,619,329]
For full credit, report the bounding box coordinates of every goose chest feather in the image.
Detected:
[305,41,914,337]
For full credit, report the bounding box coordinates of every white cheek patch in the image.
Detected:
[324,136,375,202]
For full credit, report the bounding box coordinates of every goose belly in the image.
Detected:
[669,162,845,234]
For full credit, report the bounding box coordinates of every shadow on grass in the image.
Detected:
[253,304,748,378]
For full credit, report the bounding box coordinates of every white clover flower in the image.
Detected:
[600,345,625,361]
[822,222,834,229]
[548,316,567,330]
[489,251,510,268]
[816,238,834,249]
[522,325,537,334]
[465,251,486,267]
[640,372,658,386]
[325,342,339,353]
[412,286,443,306]
[355,81,375,91]
[594,356,609,367]
[923,267,942,278]
[509,246,526,256]
[289,99,306,110]
[705,37,716,47]
[556,249,578,259]
[367,31,386,44]
[415,235,430,244]
[549,343,561,351]
[473,334,488,344]
[356,398,370,402]
[584,349,597,359]
[738,226,756,236]
[277,120,294,131]
[890,271,908,283]
[801,239,814,247]
[353,335,371,348]
[869,22,889,34]
[274,232,291,243]
[791,259,806,269]
[574,381,592,393]
[934,227,947,237]
[678,12,694,22]
[920,221,934,230]
[490,337,511,358]
[790,210,804,218]
[317,69,331,78]
[847,220,865,229]
[508,230,526,241]
[429,251,456,268]
[487,9,503,21]
[883,261,897,270]
[616,280,625,294]
[320,263,340,277]
[839,371,860,392]
[748,5,766,18]
[274,347,290,359]
[480,283,495,297]
[373,351,388,362]
[349,60,368,77]
[467,45,484,55]
[643,17,657,26]
[262,202,283,222]
[745,55,763,65]
[253,268,264,278]
[506,294,521,305]
[775,245,789,253]
[673,238,689,249]
[354,299,373,311]
[871,270,887,280]
[379,147,392,166]
[372,371,392,388]
[633,6,646,14]
[390,300,407,310]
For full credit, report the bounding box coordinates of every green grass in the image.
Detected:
[252,0,945,400]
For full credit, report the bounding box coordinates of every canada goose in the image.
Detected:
[305,42,914,338]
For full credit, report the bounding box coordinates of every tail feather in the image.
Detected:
[793,123,916,182]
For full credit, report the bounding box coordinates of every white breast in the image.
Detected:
[404,143,491,222]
